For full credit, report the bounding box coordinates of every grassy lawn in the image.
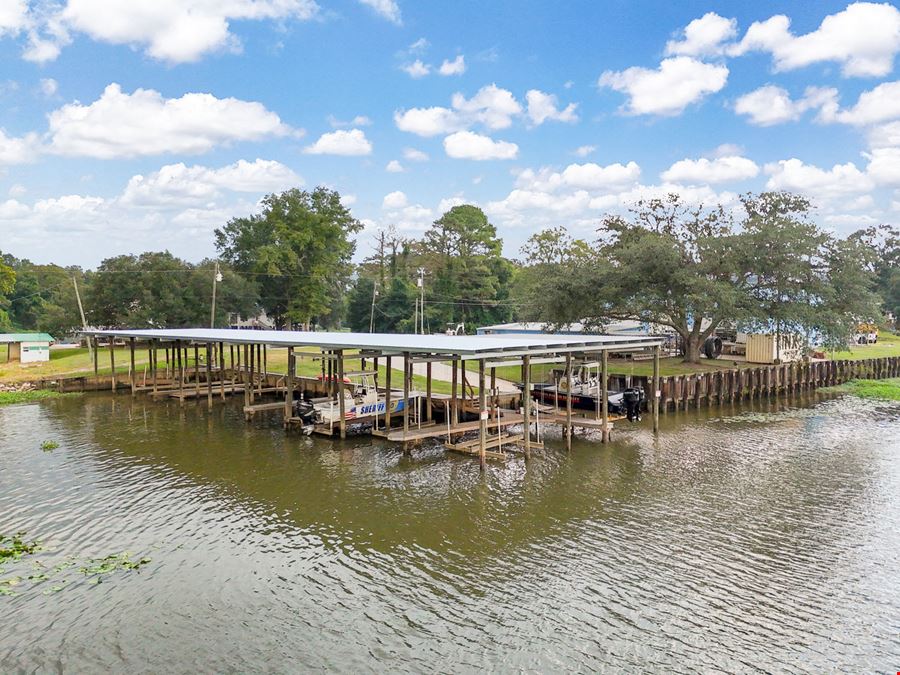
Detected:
[821,377,900,401]
[827,331,900,360]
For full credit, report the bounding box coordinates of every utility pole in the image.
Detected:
[72,275,91,361]
[417,267,425,335]
[210,261,222,328]
[369,281,378,333]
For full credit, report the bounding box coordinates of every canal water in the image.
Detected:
[1,392,898,672]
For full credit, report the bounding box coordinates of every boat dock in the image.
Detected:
[82,328,665,470]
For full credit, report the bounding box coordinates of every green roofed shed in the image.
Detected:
[1,333,55,364]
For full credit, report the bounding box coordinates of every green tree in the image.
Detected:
[0,257,15,331]
[215,187,362,329]
[520,192,880,363]
[420,205,513,331]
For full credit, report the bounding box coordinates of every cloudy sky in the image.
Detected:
[1,0,899,266]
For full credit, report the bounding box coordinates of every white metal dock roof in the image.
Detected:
[84,328,662,358]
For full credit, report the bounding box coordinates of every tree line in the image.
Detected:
[0,186,896,363]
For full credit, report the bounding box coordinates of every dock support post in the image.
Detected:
[384,356,392,431]
[451,357,458,426]
[229,345,235,386]
[109,341,116,392]
[150,340,158,395]
[284,347,294,428]
[565,353,573,451]
[243,344,250,411]
[219,342,226,400]
[652,345,660,434]
[248,344,254,403]
[129,337,136,398]
[523,355,531,460]
[93,337,99,385]
[337,349,346,440]
[206,343,213,409]
[490,367,497,410]
[478,359,486,472]
[402,351,410,450]
[177,341,184,403]
[601,350,609,443]
[194,344,201,399]
[426,361,433,422]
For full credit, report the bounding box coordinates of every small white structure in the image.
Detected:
[1,333,54,364]
[745,333,804,364]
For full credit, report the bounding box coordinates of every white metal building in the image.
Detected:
[1,333,55,363]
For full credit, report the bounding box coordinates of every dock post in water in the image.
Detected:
[337,349,346,440]
[384,356,392,432]
[478,359,486,472]
[601,349,609,443]
[109,340,116,392]
[129,337,136,398]
[402,351,410,451]
[523,354,531,460]
[565,353,573,450]
[151,340,158,395]
[284,347,294,428]
[652,344,660,434]
[206,343,213,409]
[425,361,433,423]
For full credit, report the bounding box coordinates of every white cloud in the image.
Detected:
[402,60,430,78]
[0,128,38,165]
[394,106,461,136]
[515,162,641,192]
[451,84,522,129]
[666,12,737,57]
[819,80,900,126]
[303,128,372,155]
[0,1,27,36]
[661,155,759,184]
[39,77,58,96]
[328,114,372,128]
[402,147,429,161]
[408,37,428,53]
[358,0,401,25]
[443,130,518,160]
[525,89,578,125]
[599,57,728,116]
[395,84,523,136]
[385,159,404,172]
[439,55,466,76]
[869,120,900,149]
[438,196,467,212]
[8,184,26,197]
[121,159,301,207]
[734,84,837,126]
[866,148,900,185]
[382,190,408,209]
[573,145,596,157]
[47,83,293,158]
[730,2,900,77]
[765,158,875,197]
[23,0,319,64]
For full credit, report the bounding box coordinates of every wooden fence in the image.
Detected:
[611,356,900,413]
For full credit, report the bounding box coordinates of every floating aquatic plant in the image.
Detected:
[0,532,41,561]
[40,440,59,452]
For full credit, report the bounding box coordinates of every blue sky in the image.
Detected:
[0,0,899,266]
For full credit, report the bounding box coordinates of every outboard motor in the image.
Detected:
[293,399,316,424]
[623,387,643,422]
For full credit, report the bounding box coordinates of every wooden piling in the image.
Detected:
[129,337,136,398]
[109,341,116,392]
[523,354,531,460]
[565,353,573,451]
[426,361,433,422]
[384,356,392,431]
[337,349,346,440]
[601,349,609,443]
[284,347,294,428]
[652,345,660,434]
[478,359,486,472]
[451,357,459,426]
[206,343,213,409]
[219,342,226,400]
[402,351,410,450]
